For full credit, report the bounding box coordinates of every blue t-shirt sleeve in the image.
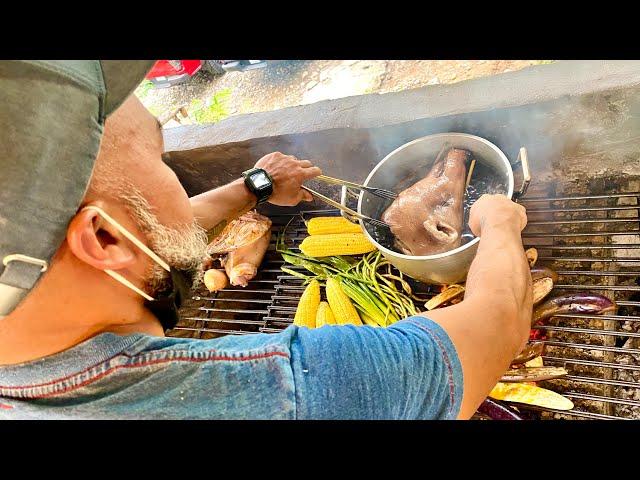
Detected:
[290,315,463,419]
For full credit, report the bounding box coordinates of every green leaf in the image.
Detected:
[321,256,356,272]
[134,80,154,100]
[281,267,309,280]
[188,88,233,125]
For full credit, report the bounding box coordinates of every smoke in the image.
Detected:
[358,85,640,190]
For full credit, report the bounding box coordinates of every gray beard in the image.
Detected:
[118,189,208,298]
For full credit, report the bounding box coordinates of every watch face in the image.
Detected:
[251,171,271,189]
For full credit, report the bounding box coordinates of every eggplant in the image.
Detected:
[477,398,524,420]
[530,267,559,283]
[526,248,538,268]
[524,355,544,368]
[533,293,617,325]
[490,382,574,410]
[471,412,492,420]
[532,277,554,305]
[530,267,558,305]
[512,342,544,365]
[501,366,568,383]
[424,284,465,310]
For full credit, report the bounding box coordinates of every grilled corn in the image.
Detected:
[307,216,361,235]
[293,279,320,328]
[315,301,336,327]
[299,233,376,257]
[326,277,362,326]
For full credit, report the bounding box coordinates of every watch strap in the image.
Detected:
[242,168,273,204]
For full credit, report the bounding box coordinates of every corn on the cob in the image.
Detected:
[293,279,320,328]
[299,233,376,257]
[307,216,361,235]
[326,277,363,326]
[315,301,336,327]
[360,312,380,327]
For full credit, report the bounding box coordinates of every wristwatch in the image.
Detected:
[241,167,274,204]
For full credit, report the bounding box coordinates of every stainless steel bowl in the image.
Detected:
[342,133,529,284]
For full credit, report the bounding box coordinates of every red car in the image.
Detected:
[146,60,267,88]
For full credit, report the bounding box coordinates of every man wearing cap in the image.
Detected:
[0,60,532,419]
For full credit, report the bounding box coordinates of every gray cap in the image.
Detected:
[0,60,156,316]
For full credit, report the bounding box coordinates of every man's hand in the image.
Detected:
[468,194,528,236]
[254,152,322,206]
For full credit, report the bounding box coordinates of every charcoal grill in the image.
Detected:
[167,179,640,420]
[160,61,640,419]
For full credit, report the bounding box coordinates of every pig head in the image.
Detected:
[382,148,469,256]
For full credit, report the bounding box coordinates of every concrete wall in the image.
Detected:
[162,60,640,209]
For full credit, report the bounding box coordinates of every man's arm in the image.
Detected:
[290,195,530,420]
[291,318,464,419]
[190,152,322,232]
[190,179,257,232]
[425,194,532,419]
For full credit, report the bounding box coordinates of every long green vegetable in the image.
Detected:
[277,221,419,326]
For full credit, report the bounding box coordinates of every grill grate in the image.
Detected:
[171,209,438,338]
[168,187,640,420]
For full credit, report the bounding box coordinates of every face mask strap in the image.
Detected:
[81,205,170,301]
[104,270,154,301]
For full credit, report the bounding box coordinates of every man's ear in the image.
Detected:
[66,206,137,271]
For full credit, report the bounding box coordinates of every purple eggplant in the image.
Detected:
[532,293,617,325]
[512,342,544,365]
[477,398,524,420]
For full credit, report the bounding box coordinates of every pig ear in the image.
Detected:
[423,218,459,244]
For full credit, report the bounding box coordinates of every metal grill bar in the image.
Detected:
[268,306,297,313]
[199,307,269,314]
[523,232,639,237]
[562,392,640,407]
[196,289,275,294]
[560,375,640,389]
[537,257,640,262]
[527,245,640,250]
[548,313,640,322]
[551,285,640,291]
[554,271,640,276]
[196,298,273,304]
[528,218,640,225]
[534,325,640,338]
[516,406,623,420]
[521,193,640,202]
[541,340,640,356]
[526,206,639,213]
[543,355,640,371]
[172,326,255,335]
[260,327,288,333]
[617,300,640,306]
[183,317,265,326]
